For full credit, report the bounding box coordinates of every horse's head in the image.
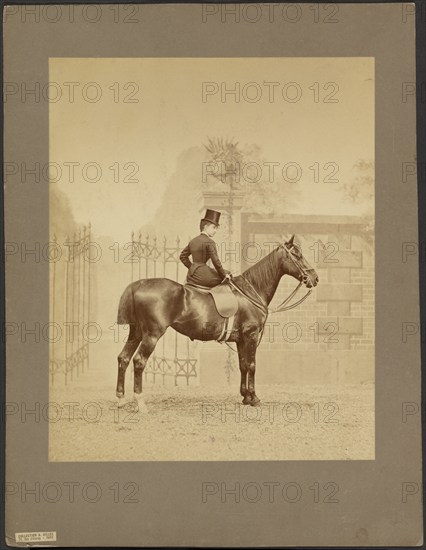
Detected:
[280,235,319,288]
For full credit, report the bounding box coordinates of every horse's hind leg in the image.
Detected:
[132,328,166,413]
[116,323,140,407]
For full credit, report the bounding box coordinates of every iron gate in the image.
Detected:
[49,224,92,385]
[128,231,198,385]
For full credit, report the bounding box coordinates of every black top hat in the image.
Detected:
[201,209,221,227]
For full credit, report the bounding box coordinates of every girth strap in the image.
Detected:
[217,315,235,342]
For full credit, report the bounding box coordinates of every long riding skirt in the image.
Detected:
[186,263,223,287]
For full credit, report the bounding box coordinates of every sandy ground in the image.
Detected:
[49,362,374,461]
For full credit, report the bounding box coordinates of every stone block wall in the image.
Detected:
[197,208,374,386]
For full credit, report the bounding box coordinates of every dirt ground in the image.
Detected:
[49,362,374,461]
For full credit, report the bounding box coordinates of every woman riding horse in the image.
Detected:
[116,228,319,412]
[179,209,231,287]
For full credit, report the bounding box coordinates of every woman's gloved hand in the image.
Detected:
[222,272,233,283]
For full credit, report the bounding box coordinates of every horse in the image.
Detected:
[115,235,319,411]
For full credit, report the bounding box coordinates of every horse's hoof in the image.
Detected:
[242,396,252,405]
[117,396,126,409]
[250,398,261,407]
[133,402,149,414]
[133,393,149,414]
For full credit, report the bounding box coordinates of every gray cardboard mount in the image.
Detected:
[4,3,422,547]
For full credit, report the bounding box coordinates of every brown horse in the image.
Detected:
[116,235,318,411]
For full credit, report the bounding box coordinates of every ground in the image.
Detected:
[49,362,374,461]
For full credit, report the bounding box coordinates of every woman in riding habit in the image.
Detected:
[179,209,231,287]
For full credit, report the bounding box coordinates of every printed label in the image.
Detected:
[15,532,57,543]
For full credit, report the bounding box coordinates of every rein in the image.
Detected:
[229,279,268,314]
[268,281,312,313]
[230,243,314,315]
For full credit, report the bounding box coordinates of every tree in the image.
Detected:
[341,159,374,248]
[203,138,299,216]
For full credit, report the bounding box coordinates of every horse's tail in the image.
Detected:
[117,282,137,325]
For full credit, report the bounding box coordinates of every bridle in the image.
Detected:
[229,243,315,315]
[268,243,314,313]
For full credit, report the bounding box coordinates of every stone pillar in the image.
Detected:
[197,188,245,276]
[196,187,245,387]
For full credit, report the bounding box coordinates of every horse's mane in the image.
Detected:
[234,246,281,293]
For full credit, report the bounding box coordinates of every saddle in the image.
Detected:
[185,282,238,318]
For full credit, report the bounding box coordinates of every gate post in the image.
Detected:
[196,187,245,386]
[197,189,244,276]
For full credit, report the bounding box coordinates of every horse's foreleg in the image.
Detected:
[244,331,261,406]
[116,324,140,407]
[237,341,249,403]
[246,352,260,406]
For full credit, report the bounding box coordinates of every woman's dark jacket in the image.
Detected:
[179,233,227,287]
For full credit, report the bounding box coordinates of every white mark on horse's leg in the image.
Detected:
[133,393,149,414]
[117,396,126,409]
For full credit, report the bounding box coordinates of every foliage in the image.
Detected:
[50,184,79,239]
[340,159,375,249]
[204,137,298,215]
[341,159,374,206]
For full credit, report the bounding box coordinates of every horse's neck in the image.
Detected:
[242,249,283,305]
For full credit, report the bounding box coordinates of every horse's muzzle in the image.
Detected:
[302,272,319,288]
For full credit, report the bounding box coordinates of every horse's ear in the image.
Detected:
[285,234,295,246]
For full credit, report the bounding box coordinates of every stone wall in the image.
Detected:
[199,212,374,386]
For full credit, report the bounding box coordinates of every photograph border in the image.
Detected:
[2,1,425,547]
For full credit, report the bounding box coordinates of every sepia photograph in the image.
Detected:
[4,3,422,546]
[48,57,375,461]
